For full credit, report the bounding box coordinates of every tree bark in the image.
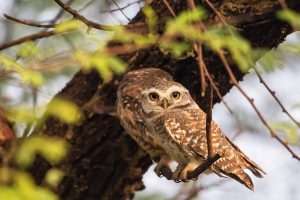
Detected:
[31,1,300,199]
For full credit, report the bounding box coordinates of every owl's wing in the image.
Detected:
[164,109,264,190]
[164,109,208,158]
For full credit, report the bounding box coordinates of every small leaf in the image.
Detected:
[272,121,299,144]
[6,107,39,123]
[46,97,83,124]
[142,6,157,33]
[277,9,300,29]
[55,19,85,33]
[17,42,40,58]
[166,7,207,34]
[45,168,64,188]
[74,50,127,83]
[0,54,44,87]
[160,41,191,57]
[16,136,69,168]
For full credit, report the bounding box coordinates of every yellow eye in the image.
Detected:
[149,92,159,101]
[171,91,180,100]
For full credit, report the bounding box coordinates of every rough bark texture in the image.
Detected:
[31,1,300,200]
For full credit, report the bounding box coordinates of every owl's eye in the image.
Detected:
[149,92,159,101]
[171,91,180,100]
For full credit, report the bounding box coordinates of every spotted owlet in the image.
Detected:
[117,68,265,190]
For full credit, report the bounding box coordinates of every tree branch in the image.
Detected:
[218,50,300,161]
[4,14,56,28]
[0,31,56,51]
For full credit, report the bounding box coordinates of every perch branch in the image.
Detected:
[187,154,220,179]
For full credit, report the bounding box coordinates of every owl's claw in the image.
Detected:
[173,164,185,182]
[179,162,200,182]
[154,157,172,179]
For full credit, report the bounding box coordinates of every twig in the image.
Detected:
[187,0,232,112]
[204,0,229,26]
[200,0,300,161]
[202,61,233,114]
[162,0,176,17]
[51,0,76,23]
[0,30,56,51]
[218,50,300,161]
[278,0,288,9]
[205,84,214,158]
[53,0,115,31]
[252,66,300,128]
[100,0,143,13]
[4,14,56,28]
[196,44,207,97]
[187,0,207,97]
[112,0,131,21]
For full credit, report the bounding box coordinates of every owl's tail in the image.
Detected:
[213,136,265,191]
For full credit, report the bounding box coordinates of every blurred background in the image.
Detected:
[0,1,300,200]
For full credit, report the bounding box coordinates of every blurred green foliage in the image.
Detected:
[277,9,300,29]
[0,136,68,200]
[272,121,299,144]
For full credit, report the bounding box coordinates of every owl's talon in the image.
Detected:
[173,163,186,182]
[179,162,200,182]
[154,157,172,179]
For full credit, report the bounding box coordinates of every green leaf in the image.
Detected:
[142,6,157,33]
[0,170,58,200]
[272,121,299,144]
[0,54,44,87]
[55,19,85,33]
[46,97,83,124]
[257,49,283,71]
[45,168,64,188]
[166,7,207,38]
[201,27,253,71]
[6,107,39,123]
[111,25,158,46]
[160,41,192,57]
[277,9,300,29]
[17,42,40,58]
[16,136,69,168]
[74,50,127,83]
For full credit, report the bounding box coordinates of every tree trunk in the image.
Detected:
[31,1,300,199]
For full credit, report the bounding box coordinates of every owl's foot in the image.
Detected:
[154,157,172,179]
[172,164,186,182]
[179,162,200,182]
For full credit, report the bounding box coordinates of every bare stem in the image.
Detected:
[218,50,300,161]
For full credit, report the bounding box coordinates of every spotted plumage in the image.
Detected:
[117,68,265,190]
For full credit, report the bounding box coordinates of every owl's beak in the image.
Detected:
[161,98,171,110]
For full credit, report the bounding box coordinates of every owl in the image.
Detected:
[117,68,265,190]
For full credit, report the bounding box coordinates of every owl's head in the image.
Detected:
[141,81,192,114]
